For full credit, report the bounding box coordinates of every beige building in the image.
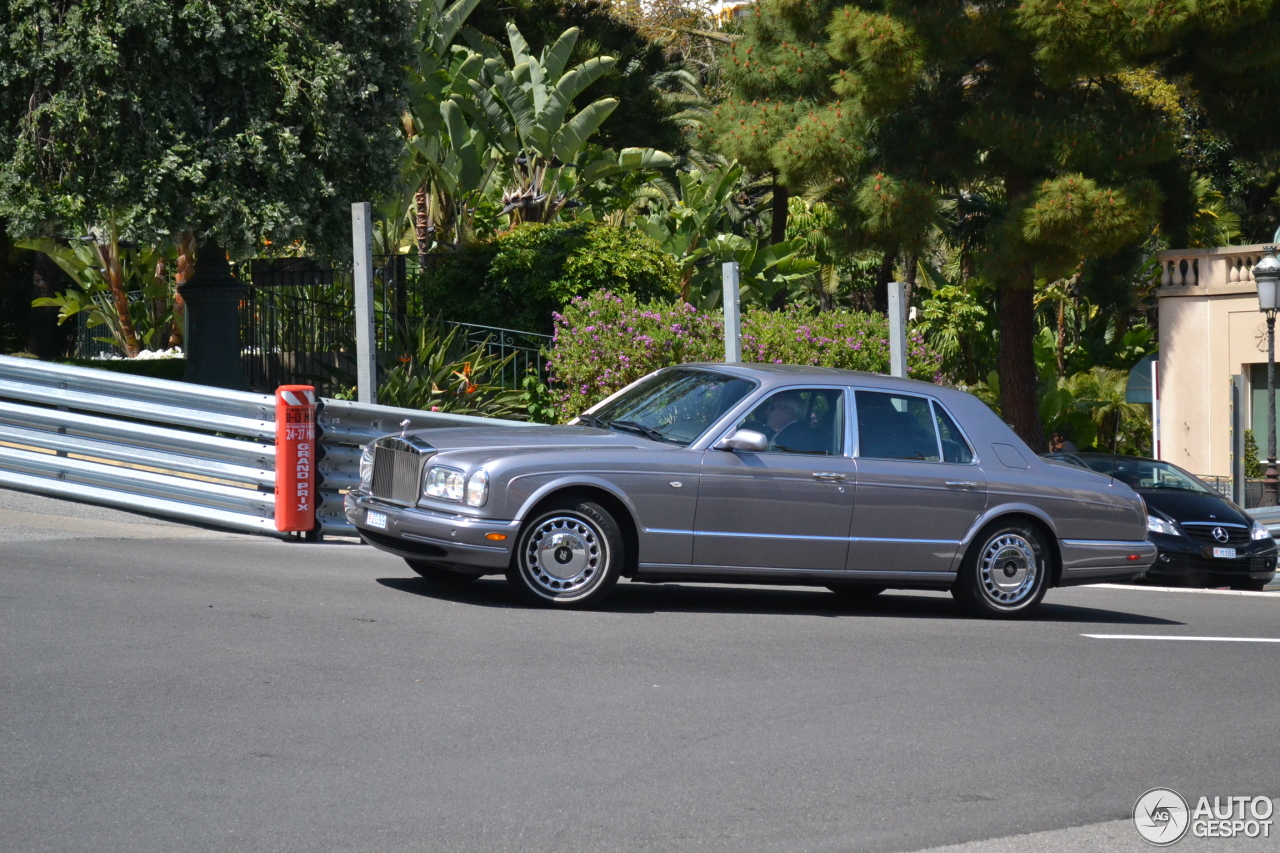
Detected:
[1158,243,1277,477]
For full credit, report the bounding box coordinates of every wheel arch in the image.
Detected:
[961,506,1064,587]
[516,481,641,578]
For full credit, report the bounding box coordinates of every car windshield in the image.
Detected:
[1064,456,1215,494]
[584,368,755,447]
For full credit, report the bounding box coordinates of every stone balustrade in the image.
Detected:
[1158,244,1273,290]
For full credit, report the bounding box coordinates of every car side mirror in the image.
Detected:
[714,429,768,453]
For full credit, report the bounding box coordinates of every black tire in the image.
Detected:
[827,584,886,599]
[406,560,482,584]
[951,521,1051,618]
[506,498,624,608]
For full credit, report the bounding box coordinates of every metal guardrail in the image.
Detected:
[0,354,529,540]
[0,355,280,535]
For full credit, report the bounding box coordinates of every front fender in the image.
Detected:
[509,473,643,525]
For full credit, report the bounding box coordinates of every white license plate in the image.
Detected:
[1212,547,1236,559]
[366,510,388,530]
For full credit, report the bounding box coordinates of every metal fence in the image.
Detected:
[1195,475,1270,509]
[0,353,528,539]
[239,256,550,396]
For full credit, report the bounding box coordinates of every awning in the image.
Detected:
[1126,352,1158,404]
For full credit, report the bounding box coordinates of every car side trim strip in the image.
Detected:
[637,563,955,581]
[647,528,959,545]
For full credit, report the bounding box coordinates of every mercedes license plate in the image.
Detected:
[1212,546,1236,559]
[366,510,388,530]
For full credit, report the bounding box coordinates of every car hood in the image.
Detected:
[405,424,657,454]
[1139,488,1250,525]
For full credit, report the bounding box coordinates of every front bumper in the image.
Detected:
[344,490,518,571]
[1144,533,1277,585]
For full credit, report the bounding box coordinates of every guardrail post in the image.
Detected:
[275,385,317,537]
[352,203,377,404]
[888,281,907,378]
[722,261,741,363]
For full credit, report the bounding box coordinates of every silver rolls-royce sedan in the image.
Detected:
[345,363,1155,617]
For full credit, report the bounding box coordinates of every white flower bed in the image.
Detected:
[92,347,185,361]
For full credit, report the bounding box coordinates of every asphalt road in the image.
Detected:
[2,488,1278,853]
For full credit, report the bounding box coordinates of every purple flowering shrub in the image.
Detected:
[548,292,944,421]
[547,292,722,420]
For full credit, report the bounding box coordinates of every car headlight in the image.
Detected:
[1252,520,1273,541]
[359,444,375,489]
[424,466,465,501]
[1147,515,1180,537]
[466,469,488,508]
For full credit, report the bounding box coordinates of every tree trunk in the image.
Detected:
[997,283,1046,451]
[170,231,196,349]
[26,253,70,359]
[414,183,431,267]
[873,246,898,314]
[153,254,169,344]
[1056,298,1066,379]
[768,179,791,310]
[95,241,140,358]
[903,249,919,316]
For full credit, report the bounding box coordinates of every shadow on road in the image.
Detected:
[375,576,1182,625]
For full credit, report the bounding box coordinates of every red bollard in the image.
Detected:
[275,385,317,533]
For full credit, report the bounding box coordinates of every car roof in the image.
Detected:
[678,362,949,394]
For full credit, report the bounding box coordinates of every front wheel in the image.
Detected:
[952,522,1051,618]
[507,499,624,608]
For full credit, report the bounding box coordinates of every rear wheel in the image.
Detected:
[405,560,482,584]
[952,521,1051,618]
[507,498,624,609]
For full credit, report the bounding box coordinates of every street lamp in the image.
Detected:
[1254,246,1280,506]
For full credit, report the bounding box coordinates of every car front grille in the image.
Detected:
[371,443,426,504]
[1180,523,1250,547]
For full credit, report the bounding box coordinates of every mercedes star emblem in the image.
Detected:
[1213,527,1229,543]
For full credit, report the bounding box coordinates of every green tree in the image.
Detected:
[714,0,1280,450]
[0,0,412,262]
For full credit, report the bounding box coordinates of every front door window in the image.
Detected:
[736,388,845,456]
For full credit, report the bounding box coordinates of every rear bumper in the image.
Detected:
[344,490,517,571]
[1056,538,1157,587]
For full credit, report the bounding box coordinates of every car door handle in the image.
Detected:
[946,481,979,490]
[813,472,847,481]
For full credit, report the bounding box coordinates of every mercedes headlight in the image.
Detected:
[359,444,375,489]
[424,466,465,501]
[1252,520,1273,541]
[1147,515,1180,537]
[466,469,489,508]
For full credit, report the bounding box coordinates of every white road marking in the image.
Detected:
[1091,583,1279,597]
[1083,634,1280,643]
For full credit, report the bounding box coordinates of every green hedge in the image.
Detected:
[422,223,680,334]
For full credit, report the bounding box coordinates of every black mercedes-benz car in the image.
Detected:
[1046,453,1277,590]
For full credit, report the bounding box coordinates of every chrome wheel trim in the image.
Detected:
[521,514,605,597]
[978,533,1039,606]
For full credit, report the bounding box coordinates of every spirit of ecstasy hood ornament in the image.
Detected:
[399,419,411,438]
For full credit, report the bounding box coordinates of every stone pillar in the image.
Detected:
[178,240,250,390]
